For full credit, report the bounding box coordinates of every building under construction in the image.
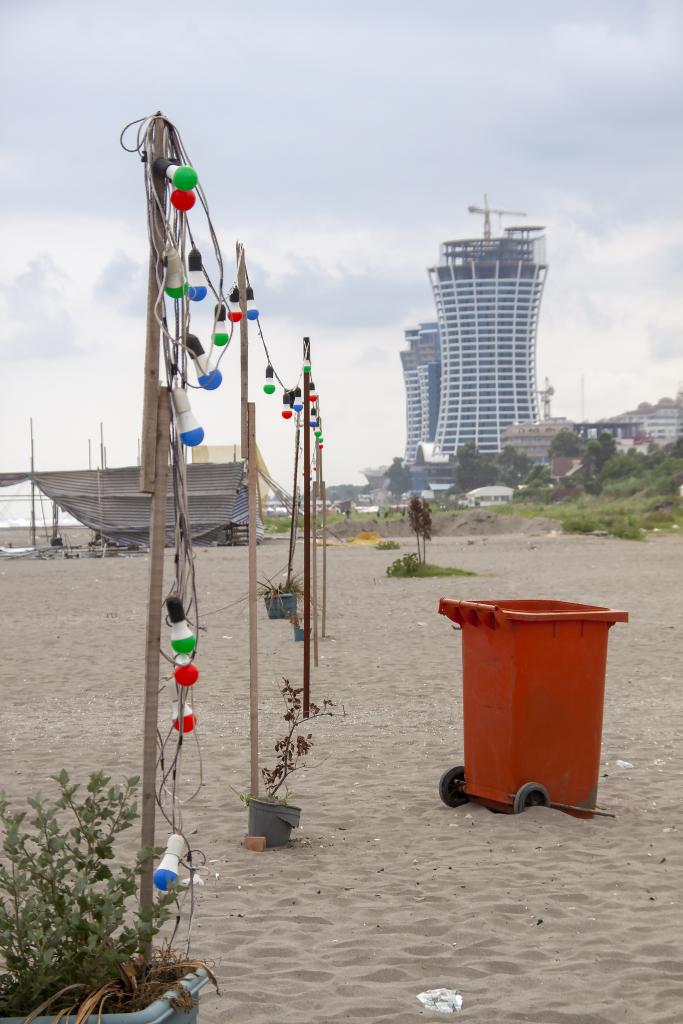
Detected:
[401,198,548,458]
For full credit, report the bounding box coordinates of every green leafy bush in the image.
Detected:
[386,554,474,578]
[376,540,400,550]
[0,771,173,1015]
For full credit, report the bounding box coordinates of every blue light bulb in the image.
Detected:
[187,247,207,301]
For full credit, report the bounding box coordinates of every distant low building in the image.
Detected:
[608,392,683,446]
[465,485,514,507]
[501,419,572,465]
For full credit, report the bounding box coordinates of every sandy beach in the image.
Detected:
[1,529,681,1023]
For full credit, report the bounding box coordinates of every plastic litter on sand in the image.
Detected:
[615,759,634,769]
[417,989,463,1014]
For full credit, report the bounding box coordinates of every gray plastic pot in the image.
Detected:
[1,968,208,1024]
[248,798,301,847]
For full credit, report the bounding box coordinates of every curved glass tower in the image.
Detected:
[400,322,440,462]
[429,227,547,454]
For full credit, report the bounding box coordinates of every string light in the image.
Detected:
[263,365,276,395]
[152,157,198,191]
[153,833,185,891]
[246,285,259,321]
[164,246,188,299]
[171,189,195,212]
[171,389,204,447]
[212,304,229,347]
[282,391,294,420]
[292,386,303,412]
[166,596,197,654]
[187,247,207,301]
[174,663,199,687]
[173,701,197,734]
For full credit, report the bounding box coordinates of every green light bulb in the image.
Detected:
[173,165,198,190]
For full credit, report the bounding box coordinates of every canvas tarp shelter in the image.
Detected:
[0,463,249,547]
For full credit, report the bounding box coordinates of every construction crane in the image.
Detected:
[537,377,555,420]
[468,194,527,240]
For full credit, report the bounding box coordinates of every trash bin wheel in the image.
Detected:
[439,765,468,808]
[513,782,550,814]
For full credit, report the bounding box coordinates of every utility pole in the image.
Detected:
[137,115,170,950]
[140,114,166,494]
[100,422,105,472]
[247,402,259,796]
[303,337,311,718]
[29,418,36,547]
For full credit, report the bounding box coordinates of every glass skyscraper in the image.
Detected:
[420,226,547,456]
[400,322,441,462]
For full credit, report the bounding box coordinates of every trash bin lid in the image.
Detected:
[439,598,628,626]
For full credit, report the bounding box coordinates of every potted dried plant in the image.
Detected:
[240,679,334,847]
[0,771,216,1022]
[257,574,303,620]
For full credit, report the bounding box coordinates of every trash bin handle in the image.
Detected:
[493,608,628,623]
[438,599,628,626]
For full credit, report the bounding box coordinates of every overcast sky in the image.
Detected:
[2,0,682,487]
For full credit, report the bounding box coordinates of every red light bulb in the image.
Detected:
[171,189,196,212]
[172,704,197,733]
[282,409,293,420]
[174,663,199,687]
[227,310,242,323]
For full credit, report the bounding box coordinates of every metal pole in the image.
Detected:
[100,423,105,472]
[237,242,249,456]
[139,387,170,954]
[140,115,166,494]
[29,418,36,547]
[303,340,311,718]
[88,439,92,471]
[247,402,259,796]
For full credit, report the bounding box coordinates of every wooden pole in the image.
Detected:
[29,418,36,547]
[321,454,328,638]
[303,340,311,718]
[247,402,259,796]
[312,479,319,667]
[237,242,249,456]
[139,386,170,950]
[140,115,166,494]
[286,420,300,588]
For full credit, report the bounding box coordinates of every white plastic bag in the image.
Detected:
[417,988,463,1014]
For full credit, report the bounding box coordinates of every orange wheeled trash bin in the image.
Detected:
[437,599,628,816]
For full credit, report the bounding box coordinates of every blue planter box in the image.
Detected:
[263,593,297,619]
[293,626,305,641]
[1,968,208,1024]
